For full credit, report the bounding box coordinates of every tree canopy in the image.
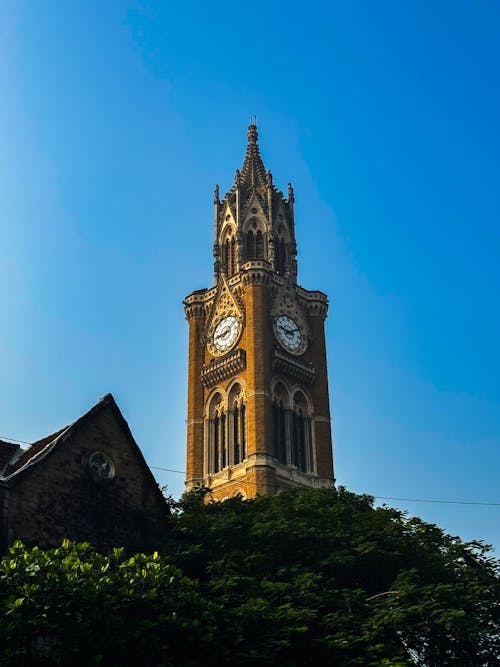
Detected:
[1,487,499,666]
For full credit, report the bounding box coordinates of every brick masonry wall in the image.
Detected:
[185,275,334,500]
[4,404,168,552]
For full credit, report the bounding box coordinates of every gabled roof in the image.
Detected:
[4,427,68,477]
[0,395,165,506]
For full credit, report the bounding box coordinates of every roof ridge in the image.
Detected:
[2,394,117,479]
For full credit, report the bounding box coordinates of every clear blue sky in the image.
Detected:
[1,2,499,551]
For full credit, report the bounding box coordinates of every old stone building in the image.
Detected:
[0,394,168,552]
[184,123,335,500]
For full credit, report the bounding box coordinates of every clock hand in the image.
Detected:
[279,325,297,338]
[215,327,230,341]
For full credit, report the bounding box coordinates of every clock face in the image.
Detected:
[213,316,240,352]
[274,315,304,353]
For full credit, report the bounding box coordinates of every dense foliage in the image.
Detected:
[1,488,499,666]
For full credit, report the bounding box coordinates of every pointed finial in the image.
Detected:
[235,168,241,186]
[288,182,295,203]
[266,170,273,187]
[214,184,219,204]
[247,122,258,144]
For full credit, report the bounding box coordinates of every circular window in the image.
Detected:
[88,451,115,483]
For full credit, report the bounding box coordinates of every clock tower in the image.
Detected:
[184,124,334,499]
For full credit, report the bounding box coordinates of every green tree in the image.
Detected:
[0,540,217,666]
[1,489,498,666]
[167,487,500,666]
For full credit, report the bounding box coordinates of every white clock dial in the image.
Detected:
[274,315,304,353]
[213,316,240,352]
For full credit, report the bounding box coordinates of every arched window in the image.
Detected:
[272,382,288,465]
[207,386,246,475]
[221,413,227,468]
[230,237,236,275]
[213,414,220,473]
[275,237,287,275]
[240,404,246,461]
[246,230,256,260]
[207,393,224,474]
[256,230,265,259]
[222,233,237,277]
[291,392,312,473]
[245,220,266,262]
[229,384,247,466]
[233,405,240,464]
[272,386,313,473]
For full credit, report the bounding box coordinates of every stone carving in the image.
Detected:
[205,275,244,357]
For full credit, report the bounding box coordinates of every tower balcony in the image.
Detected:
[201,348,246,388]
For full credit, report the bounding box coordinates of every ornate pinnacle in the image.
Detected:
[247,123,258,144]
[237,123,267,190]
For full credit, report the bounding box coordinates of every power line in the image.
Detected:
[149,465,500,507]
[150,465,186,475]
[3,438,498,509]
[0,435,31,445]
[375,495,500,507]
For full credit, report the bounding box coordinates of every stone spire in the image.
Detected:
[237,123,268,191]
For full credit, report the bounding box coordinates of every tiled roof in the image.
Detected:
[0,393,167,508]
[3,427,68,476]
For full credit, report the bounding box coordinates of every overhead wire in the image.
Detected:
[3,438,498,509]
[149,465,500,507]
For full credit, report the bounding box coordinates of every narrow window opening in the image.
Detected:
[233,406,240,464]
[241,404,246,460]
[256,230,265,259]
[213,415,220,473]
[291,412,299,467]
[230,237,236,275]
[224,239,230,275]
[297,410,306,472]
[221,413,226,469]
[246,230,256,260]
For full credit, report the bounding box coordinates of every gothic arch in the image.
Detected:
[291,387,314,415]
[291,390,313,474]
[272,380,289,465]
[227,381,247,465]
[219,224,237,277]
[204,383,247,474]
[205,391,226,474]
[226,376,247,402]
[243,217,267,262]
[204,389,225,419]
[242,216,266,235]
[219,220,236,240]
[271,377,292,407]
[274,223,291,276]
[271,385,315,474]
[276,222,291,242]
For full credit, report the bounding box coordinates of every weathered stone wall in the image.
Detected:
[4,404,168,552]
